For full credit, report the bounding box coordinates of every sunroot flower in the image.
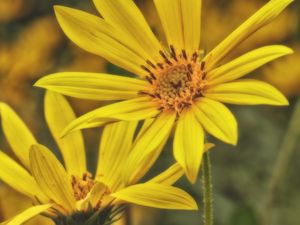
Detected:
[36,0,292,183]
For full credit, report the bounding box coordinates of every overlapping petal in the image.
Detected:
[112,183,198,210]
[93,0,161,61]
[154,0,201,55]
[193,98,238,145]
[29,144,76,213]
[35,72,146,101]
[174,110,204,183]
[208,45,293,85]
[148,163,184,185]
[6,204,53,225]
[124,112,176,184]
[96,121,138,192]
[205,79,289,105]
[45,91,86,176]
[204,0,293,70]
[0,103,37,168]
[0,151,47,202]
[61,97,160,136]
[54,6,148,76]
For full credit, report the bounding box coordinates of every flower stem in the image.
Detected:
[260,98,300,225]
[202,152,213,225]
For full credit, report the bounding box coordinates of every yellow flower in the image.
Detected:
[0,91,197,225]
[35,0,292,183]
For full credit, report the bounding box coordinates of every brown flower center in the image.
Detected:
[72,172,95,201]
[140,46,207,113]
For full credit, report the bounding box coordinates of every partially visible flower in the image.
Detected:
[0,91,197,225]
[261,45,300,98]
[36,0,292,183]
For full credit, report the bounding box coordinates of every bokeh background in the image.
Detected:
[0,0,299,225]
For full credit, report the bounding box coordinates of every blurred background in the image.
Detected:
[0,0,299,225]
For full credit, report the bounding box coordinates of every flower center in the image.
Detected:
[72,172,95,201]
[140,46,207,113]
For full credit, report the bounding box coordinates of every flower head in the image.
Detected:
[0,91,197,225]
[35,0,292,183]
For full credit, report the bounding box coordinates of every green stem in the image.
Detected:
[202,152,213,225]
[260,98,300,225]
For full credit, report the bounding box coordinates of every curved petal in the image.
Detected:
[93,0,161,61]
[148,163,184,185]
[193,98,238,145]
[0,103,37,168]
[124,112,176,184]
[154,0,201,55]
[29,144,76,213]
[174,110,204,183]
[112,183,198,210]
[61,97,160,136]
[45,91,86,176]
[6,204,53,225]
[204,0,293,70]
[54,6,147,76]
[205,79,289,106]
[35,72,146,101]
[0,151,48,202]
[208,45,293,85]
[96,121,138,192]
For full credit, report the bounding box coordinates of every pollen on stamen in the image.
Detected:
[139,46,208,114]
[72,172,95,201]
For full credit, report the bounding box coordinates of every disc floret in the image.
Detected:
[140,46,207,113]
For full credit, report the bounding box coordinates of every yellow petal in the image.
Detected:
[29,144,76,212]
[204,0,293,70]
[0,103,37,168]
[6,204,53,225]
[148,163,184,185]
[154,0,201,55]
[126,119,169,185]
[35,72,146,101]
[174,110,204,183]
[0,151,47,202]
[124,112,176,184]
[205,79,289,106]
[180,0,202,54]
[44,91,86,176]
[93,0,161,61]
[54,6,147,76]
[193,98,238,145]
[112,183,198,210]
[96,121,138,192]
[88,182,107,208]
[208,46,293,85]
[61,97,159,136]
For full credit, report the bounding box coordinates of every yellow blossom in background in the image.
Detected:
[0,91,197,225]
[0,16,63,106]
[36,0,292,183]
[261,45,300,98]
[0,0,34,22]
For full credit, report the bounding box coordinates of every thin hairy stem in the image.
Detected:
[202,152,214,225]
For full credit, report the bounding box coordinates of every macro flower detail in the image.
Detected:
[0,91,197,225]
[35,0,293,183]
